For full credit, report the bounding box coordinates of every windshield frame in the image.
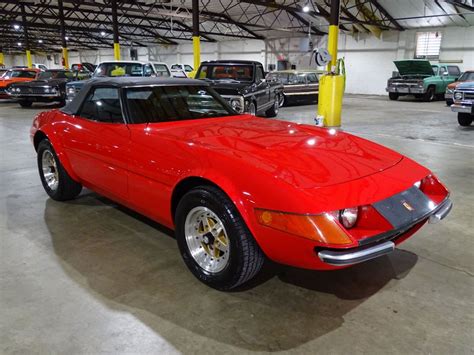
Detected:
[458,71,474,82]
[121,84,238,124]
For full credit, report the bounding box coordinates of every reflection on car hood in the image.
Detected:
[147,116,403,189]
[11,78,68,87]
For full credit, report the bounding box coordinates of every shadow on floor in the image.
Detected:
[43,194,418,352]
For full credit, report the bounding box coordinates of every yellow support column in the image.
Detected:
[114,43,121,61]
[62,47,69,69]
[192,36,201,78]
[327,25,339,72]
[26,50,33,68]
[0,51,4,65]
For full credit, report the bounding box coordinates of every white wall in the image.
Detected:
[4,25,473,95]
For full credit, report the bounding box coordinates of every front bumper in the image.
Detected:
[317,198,452,266]
[451,103,473,114]
[386,86,425,94]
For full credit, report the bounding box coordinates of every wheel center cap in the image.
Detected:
[203,232,214,245]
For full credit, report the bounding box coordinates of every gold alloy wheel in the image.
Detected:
[184,206,230,273]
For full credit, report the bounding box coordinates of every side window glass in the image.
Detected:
[185,65,193,72]
[79,87,123,123]
[144,64,154,77]
[439,66,447,75]
[447,66,460,76]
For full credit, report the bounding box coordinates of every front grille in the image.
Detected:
[464,92,474,100]
[17,87,49,94]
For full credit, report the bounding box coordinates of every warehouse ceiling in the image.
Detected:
[0,0,473,53]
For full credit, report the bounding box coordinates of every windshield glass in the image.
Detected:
[125,85,235,124]
[198,65,254,82]
[459,71,474,82]
[94,63,145,77]
[431,66,439,75]
[38,71,74,80]
[4,70,37,79]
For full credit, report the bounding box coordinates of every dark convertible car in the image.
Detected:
[7,69,77,107]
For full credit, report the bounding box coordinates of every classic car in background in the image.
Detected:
[0,68,39,98]
[386,60,461,102]
[451,81,474,126]
[65,60,162,102]
[71,63,96,73]
[171,63,194,77]
[445,70,474,106]
[6,69,78,107]
[151,62,172,77]
[196,60,283,117]
[31,77,452,290]
[266,69,321,106]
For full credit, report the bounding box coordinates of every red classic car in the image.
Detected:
[0,68,40,98]
[30,77,452,290]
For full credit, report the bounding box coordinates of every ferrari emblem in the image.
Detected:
[402,201,414,211]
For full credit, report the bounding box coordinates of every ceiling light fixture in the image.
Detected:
[38,39,43,43]
[303,5,310,12]
[17,42,22,46]
[13,24,20,30]
[100,31,106,36]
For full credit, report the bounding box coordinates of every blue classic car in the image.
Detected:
[66,61,158,102]
[451,81,474,126]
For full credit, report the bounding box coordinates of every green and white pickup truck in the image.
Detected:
[386,60,461,102]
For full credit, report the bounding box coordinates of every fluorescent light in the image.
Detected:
[38,39,43,43]
[100,31,106,36]
[13,24,20,30]
[303,4,310,12]
[17,42,22,46]
[65,36,69,40]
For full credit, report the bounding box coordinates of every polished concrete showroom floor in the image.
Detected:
[1,95,472,353]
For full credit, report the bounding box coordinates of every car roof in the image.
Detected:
[61,77,207,115]
[97,60,149,65]
[270,70,324,74]
[8,67,40,72]
[202,60,262,65]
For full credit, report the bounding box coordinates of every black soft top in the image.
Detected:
[201,60,263,66]
[61,77,207,115]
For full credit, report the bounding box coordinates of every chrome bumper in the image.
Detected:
[318,198,453,266]
[451,103,473,114]
[386,86,425,94]
[445,92,453,99]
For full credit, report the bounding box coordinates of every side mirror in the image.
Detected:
[442,72,449,76]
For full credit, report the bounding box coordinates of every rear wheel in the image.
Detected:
[265,97,279,118]
[19,100,32,108]
[37,139,82,201]
[458,113,473,127]
[423,86,435,102]
[389,92,399,101]
[175,186,264,290]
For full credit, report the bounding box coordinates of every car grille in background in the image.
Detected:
[16,87,51,95]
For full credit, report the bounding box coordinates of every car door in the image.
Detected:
[439,66,449,93]
[62,86,130,201]
[306,72,319,95]
[254,65,270,112]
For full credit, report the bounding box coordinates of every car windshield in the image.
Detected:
[38,71,74,80]
[198,65,254,82]
[125,85,235,124]
[431,66,439,75]
[459,72,474,82]
[94,63,145,77]
[4,70,37,79]
[153,64,170,77]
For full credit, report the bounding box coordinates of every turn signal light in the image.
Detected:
[255,209,353,245]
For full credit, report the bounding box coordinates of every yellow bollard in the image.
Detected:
[318,74,344,127]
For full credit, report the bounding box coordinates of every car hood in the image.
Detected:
[455,81,474,90]
[394,60,434,76]
[148,116,403,189]
[201,80,249,95]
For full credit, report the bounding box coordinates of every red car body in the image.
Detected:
[30,103,450,271]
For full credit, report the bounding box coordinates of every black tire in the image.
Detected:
[265,97,279,118]
[458,113,473,127]
[389,92,399,101]
[446,99,453,106]
[19,100,33,108]
[37,139,82,201]
[423,86,435,102]
[175,186,265,290]
[247,101,257,116]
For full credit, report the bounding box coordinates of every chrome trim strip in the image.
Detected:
[318,241,395,266]
[285,91,318,96]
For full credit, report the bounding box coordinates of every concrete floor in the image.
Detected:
[1,95,473,354]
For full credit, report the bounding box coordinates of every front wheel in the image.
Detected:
[37,139,82,201]
[265,97,279,118]
[279,93,285,107]
[388,92,399,101]
[458,113,473,127]
[423,86,435,102]
[175,186,265,290]
[19,100,33,108]
[247,101,257,116]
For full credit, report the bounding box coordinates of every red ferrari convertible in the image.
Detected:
[30,77,452,290]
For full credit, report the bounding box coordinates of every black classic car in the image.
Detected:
[6,69,77,107]
[195,60,283,117]
[266,70,321,106]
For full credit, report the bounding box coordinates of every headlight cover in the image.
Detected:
[340,208,358,229]
[454,92,463,100]
[255,209,353,245]
[67,87,76,94]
